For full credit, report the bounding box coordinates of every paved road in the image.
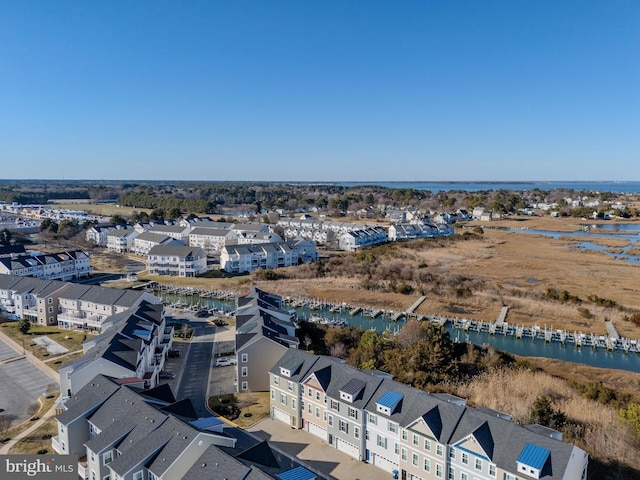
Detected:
[175,319,216,417]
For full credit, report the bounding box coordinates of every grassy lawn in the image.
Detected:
[207,392,270,428]
[0,323,85,361]
[2,394,57,451]
[8,417,58,455]
[45,352,85,371]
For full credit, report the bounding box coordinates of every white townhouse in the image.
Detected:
[132,232,184,255]
[106,227,139,253]
[188,227,238,254]
[86,224,128,246]
[236,231,283,245]
[388,223,450,241]
[0,250,92,281]
[270,350,589,480]
[57,283,158,332]
[146,245,207,277]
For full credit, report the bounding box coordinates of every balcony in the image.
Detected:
[51,435,61,454]
[78,457,88,480]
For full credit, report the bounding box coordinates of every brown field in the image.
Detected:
[48,201,152,218]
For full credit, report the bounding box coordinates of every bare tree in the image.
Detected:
[303,335,312,351]
[0,413,16,438]
[395,319,425,348]
[329,342,347,359]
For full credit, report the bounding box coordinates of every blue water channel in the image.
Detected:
[159,292,640,373]
[517,223,640,265]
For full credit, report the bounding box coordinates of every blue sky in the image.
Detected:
[1,1,638,181]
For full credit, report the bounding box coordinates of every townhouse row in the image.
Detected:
[269,349,588,480]
[0,249,92,281]
[0,273,158,330]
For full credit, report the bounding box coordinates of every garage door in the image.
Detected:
[273,408,290,425]
[308,422,326,440]
[372,453,397,473]
[336,438,360,460]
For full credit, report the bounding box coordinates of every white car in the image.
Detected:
[215,357,237,367]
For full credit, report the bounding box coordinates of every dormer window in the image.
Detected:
[376,390,403,416]
[516,443,551,480]
[280,367,291,378]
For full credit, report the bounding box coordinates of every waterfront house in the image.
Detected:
[146,245,208,277]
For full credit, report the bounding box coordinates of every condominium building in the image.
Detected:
[0,250,92,281]
[147,245,208,277]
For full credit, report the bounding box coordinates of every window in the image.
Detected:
[133,472,143,480]
[462,452,468,465]
[241,353,248,362]
[339,420,349,433]
[291,398,296,409]
[400,447,407,461]
[354,427,360,439]
[241,381,248,390]
[271,389,275,400]
[323,411,327,421]
[412,453,419,467]
[424,458,430,472]
[328,415,333,427]
[274,376,279,386]
[461,473,467,480]
[308,404,312,413]
[330,399,339,410]
[308,387,312,397]
[241,367,248,377]
[448,467,454,480]
[368,413,377,425]
[413,434,419,446]
[489,465,496,477]
[475,458,482,470]
[365,429,370,441]
[315,407,320,418]
[504,474,516,480]
[103,451,113,465]
[449,448,455,459]
[401,429,408,441]
[377,435,388,449]
[388,422,397,433]
[436,444,443,456]
[316,391,320,400]
[348,407,358,419]
[424,438,431,451]
[280,393,286,405]
[395,443,400,454]
[287,381,294,391]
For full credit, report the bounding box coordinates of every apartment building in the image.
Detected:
[58,300,173,396]
[270,350,589,480]
[132,232,184,255]
[221,242,298,274]
[106,227,139,253]
[188,227,238,254]
[52,375,238,480]
[147,245,208,277]
[0,250,92,281]
[339,226,388,251]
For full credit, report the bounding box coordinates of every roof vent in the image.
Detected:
[183,436,187,440]
[201,463,206,468]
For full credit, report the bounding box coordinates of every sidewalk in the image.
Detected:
[0,329,60,454]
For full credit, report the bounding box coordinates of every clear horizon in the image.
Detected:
[1,1,639,181]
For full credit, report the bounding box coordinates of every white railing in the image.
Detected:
[51,435,61,454]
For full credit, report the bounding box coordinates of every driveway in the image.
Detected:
[248,417,385,480]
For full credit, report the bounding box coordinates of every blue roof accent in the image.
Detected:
[517,443,551,470]
[377,390,404,410]
[190,416,224,430]
[132,329,151,340]
[276,466,317,480]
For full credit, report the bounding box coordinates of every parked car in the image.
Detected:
[215,357,237,367]
[159,370,176,379]
[167,349,181,358]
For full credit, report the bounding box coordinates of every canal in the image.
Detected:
[159,291,640,374]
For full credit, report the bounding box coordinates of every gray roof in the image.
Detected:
[147,245,205,258]
[189,227,234,237]
[149,225,190,234]
[269,349,320,383]
[183,445,275,480]
[56,375,120,425]
[135,232,174,243]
